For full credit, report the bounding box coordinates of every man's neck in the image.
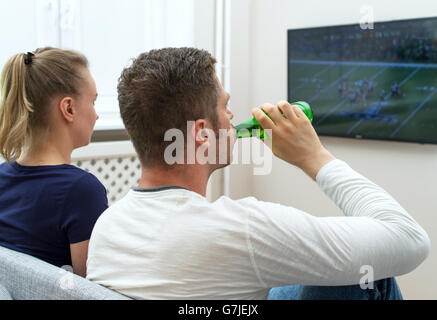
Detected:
[138,164,211,197]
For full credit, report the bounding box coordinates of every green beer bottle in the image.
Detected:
[234,101,313,139]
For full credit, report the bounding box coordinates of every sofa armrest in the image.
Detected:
[0,284,12,300]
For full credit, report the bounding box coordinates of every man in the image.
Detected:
[86,48,430,300]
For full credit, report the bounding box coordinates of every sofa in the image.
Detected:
[0,245,131,300]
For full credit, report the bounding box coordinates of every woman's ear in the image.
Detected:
[58,97,75,123]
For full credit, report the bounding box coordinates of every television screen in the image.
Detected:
[288,17,437,144]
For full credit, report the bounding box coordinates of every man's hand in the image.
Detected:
[251,101,336,180]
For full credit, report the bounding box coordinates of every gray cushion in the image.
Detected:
[0,245,131,300]
[0,284,12,300]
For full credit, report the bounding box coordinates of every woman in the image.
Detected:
[0,47,107,277]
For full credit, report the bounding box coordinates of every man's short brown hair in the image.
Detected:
[117,47,219,167]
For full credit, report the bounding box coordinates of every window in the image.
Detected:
[0,0,195,130]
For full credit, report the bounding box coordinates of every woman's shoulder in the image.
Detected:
[60,166,108,211]
[0,161,106,200]
[65,166,106,191]
[5,161,105,192]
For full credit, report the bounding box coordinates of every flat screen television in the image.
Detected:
[288,16,437,144]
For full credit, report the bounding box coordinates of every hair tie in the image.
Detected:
[24,52,35,65]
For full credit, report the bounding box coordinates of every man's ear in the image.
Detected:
[193,119,209,143]
[58,97,75,123]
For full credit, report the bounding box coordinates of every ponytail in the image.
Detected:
[0,47,88,163]
[0,54,33,162]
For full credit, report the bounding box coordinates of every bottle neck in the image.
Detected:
[235,117,261,138]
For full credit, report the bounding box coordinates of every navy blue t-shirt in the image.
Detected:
[0,161,108,267]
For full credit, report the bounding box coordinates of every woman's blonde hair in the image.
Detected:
[0,47,88,162]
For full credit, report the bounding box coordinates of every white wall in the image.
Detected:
[227,0,437,299]
[0,0,197,131]
[0,0,38,67]
[227,0,257,199]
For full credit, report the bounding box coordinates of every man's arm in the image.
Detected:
[247,102,430,287]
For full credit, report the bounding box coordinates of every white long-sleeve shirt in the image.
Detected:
[86,159,430,299]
